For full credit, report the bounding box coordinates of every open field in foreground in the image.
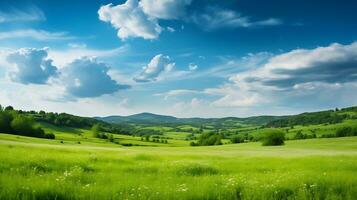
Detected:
[0,134,357,200]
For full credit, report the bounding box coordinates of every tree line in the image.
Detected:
[9,106,135,135]
[266,110,347,127]
[0,105,55,139]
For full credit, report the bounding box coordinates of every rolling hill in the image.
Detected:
[96,112,288,126]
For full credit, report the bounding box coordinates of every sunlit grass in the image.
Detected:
[0,134,357,199]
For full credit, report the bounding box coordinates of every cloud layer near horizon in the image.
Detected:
[206,42,357,108]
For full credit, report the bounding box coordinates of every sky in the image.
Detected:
[0,0,357,118]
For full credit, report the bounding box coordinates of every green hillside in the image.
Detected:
[1,105,357,199]
[1,133,357,199]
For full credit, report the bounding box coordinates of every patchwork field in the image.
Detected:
[0,133,356,200]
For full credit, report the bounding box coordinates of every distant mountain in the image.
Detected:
[96,106,357,127]
[96,112,284,126]
[98,112,179,124]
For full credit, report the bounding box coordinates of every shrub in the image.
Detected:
[45,133,55,139]
[0,111,13,133]
[10,115,34,136]
[197,132,222,146]
[336,126,357,137]
[261,129,285,146]
[231,134,246,143]
[294,130,306,139]
[107,134,114,142]
[190,141,198,146]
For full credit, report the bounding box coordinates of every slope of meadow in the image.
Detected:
[0,133,356,200]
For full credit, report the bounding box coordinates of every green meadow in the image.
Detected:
[1,132,357,200]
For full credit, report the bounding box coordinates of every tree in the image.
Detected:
[261,129,285,146]
[10,115,34,136]
[231,134,245,143]
[4,106,14,111]
[0,111,13,133]
[196,132,222,146]
[294,130,306,140]
[108,134,114,142]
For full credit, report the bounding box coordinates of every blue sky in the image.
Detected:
[0,0,357,117]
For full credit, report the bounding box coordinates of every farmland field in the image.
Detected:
[1,133,357,200]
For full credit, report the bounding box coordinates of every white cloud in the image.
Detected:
[171,98,206,116]
[204,84,264,107]
[0,6,45,23]
[1,47,130,98]
[188,63,198,71]
[98,0,192,40]
[191,6,282,31]
[134,54,175,82]
[60,57,130,98]
[6,48,58,84]
[231,42,357,89]
[68,43,87,49]
[167,26,176,32]
[0,79,135,117]
[140,0,192,19]
[48,44,129,67]
[207,42,357,108]
[98,0,162,40]
[155,89,199,100]
[0,29,74,41]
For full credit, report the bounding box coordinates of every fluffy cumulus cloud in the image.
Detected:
[99,1,282,39]
[134,54,175,82]
[6,48,58,84]
[234,42,357,89]
[209,42,357,108]
[60,57,130,98]
[98,0,192,40]
[1,47,130,98]
[140,0,191,19]
[191,6,282,31]
[98,0,162,40]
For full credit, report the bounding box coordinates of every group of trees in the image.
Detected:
[261,130,285,146]
[267,110,347,128]
[292,126,357,139]
[293,130,317,140]
[230,130,285,146]
[0,105,54,139]
[230,133,255,144]
[190,132,222,146]
[133,129,162,136]
[336,126,357,137]
[139,135,168,143]
[21,109,135,135]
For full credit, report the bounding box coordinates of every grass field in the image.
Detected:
[0,132,357,200]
